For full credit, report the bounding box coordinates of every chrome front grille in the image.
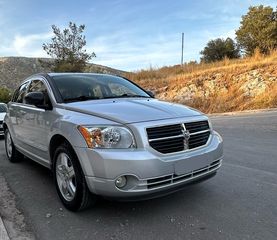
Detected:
[184,120,209,133]
[146,120,210,154]
[149,137,185,154]
[188,131,210,149]
[147,124,183,139]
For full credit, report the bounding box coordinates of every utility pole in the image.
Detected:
[181,32,184,66]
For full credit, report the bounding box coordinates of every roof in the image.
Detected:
[47,72,117,77]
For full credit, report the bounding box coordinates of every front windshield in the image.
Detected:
[0,104,7,113]
[51,74,150,103]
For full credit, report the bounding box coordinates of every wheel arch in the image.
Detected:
[49,134,72,167]
[50,133,96,210]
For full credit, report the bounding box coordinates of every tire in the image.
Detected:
[53,142,96,211]
[4,129,24,163]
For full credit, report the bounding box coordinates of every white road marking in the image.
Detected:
[0,217,10,240]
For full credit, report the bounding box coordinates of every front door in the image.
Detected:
[20,79,53,165]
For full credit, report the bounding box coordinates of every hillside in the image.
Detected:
[126,51,277,113]
[1,54,277,114]
[0,57,126,90]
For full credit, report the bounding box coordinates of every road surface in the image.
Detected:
[0,111,276,240]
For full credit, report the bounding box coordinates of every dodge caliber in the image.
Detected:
[3,73,223,211]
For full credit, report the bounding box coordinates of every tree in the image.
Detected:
[200,38,240,63]
[236,5,277,55]
[43,22,96,72]
[0,87,11,103]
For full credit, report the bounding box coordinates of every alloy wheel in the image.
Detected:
[55,152,77,201]
[5,131,13,158]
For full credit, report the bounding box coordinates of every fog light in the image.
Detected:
[115,176,127,188]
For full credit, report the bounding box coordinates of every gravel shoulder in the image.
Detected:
[0,165,35,240]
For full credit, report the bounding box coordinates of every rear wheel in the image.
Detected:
[53,142,96,211]
[4,129,23,163]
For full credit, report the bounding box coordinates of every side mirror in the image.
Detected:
[24,92,50,109]
[146,90,155,98]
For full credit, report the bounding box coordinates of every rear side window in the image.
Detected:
[13,82,29,103]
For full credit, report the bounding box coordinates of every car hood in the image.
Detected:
[0,112,6,121]
[60,98,202,124]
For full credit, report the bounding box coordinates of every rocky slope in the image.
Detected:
[0,57,126,90]
[157,69,277,101]
[128,52,277,113]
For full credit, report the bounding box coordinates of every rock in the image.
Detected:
[236,70,270,96]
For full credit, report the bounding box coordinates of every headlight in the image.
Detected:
[78,125,135,149]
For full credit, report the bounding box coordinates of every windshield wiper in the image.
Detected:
[103,94,150,99]
[63,95,100,103]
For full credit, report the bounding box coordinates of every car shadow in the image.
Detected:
[3,152,214,223]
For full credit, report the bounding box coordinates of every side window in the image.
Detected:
[14,82,29,103]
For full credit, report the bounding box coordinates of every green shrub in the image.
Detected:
[0,87,11,103]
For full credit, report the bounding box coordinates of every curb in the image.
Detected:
[0,216,10,240]
[208,108,277,117]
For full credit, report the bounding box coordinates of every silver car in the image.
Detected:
[4,73,223,211]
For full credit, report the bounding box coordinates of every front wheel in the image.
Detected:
[53,143,96,211]
[4,129,23,163]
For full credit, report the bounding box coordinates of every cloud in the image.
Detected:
[87,23,241,71]
[87,32,183,71]
[173,11,216,21]
[0,31,53,57]
[11,32,52,57]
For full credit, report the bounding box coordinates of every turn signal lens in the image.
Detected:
[78,126,93,148]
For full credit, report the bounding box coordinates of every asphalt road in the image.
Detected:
[0,111,277,240]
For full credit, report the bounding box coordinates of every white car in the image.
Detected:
[0,103,7,135]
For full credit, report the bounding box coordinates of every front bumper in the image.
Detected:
[74,131,223,198]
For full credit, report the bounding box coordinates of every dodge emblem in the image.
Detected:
[182,129,190,150]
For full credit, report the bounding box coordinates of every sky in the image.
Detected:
[0,0,276,71]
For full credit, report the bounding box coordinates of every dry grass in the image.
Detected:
[125,50,277,113]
